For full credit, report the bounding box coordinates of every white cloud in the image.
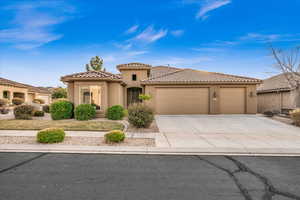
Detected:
[196,0,231,20]
[125,25,139,34]
[132,26,168,44]
[126,51,148,56]
[0,1,75,50]
[171,30,185,37]
[114,42,133,50]
[239,33,282,42]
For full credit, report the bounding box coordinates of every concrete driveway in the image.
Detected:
[155,115,300,153]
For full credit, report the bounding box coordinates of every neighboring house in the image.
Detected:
[61,63,261,116]
[0,77,52,105]
[257,73,300,113]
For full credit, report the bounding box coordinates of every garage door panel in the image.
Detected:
[156,88,209,114]
[220,88,245,114]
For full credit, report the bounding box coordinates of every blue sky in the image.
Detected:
[0,0,300,86]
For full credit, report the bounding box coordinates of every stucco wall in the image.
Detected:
[120,69,148,88]
[145,84,258,114]
[108,82,124,107]
[257,91,295,113]
[0,85,29,103]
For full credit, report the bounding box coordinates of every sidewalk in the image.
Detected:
[1,130,300,156]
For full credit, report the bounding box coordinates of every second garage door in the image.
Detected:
[220,88,246,114]
[155,88,209,114]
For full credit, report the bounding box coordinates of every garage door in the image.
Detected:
[220,88,245,114]
[155,88,209,114]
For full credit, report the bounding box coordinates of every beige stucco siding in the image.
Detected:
[108,82,124,107]
[0,85,28,103]
[36,93,52,104]
[155,87,209,114]
[145,84,258,114]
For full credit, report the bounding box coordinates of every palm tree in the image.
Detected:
[86,56,106,71]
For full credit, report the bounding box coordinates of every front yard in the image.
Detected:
[0,119,124,131]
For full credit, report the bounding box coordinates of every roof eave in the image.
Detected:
[141,81,262,85]
[61,77,123,82]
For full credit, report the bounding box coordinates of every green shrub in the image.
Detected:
[12,97,24,105]
[52,88,67,99]
[33,110,45,117]
[37,128,65,143]
[290,109,300,126]
[33,98,45,104]
[43,105,50,113]
[50,100,73,120]
[138,94,152,101]
[128,104,154,128]
[74,104,96,120]
[14,105,34,120]
[106,105,125,120]
[0,99,8,107]
[105,130,125,143]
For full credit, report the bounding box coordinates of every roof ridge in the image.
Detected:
[143,68,185,81]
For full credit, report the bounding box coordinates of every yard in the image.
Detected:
[0,119,124,131]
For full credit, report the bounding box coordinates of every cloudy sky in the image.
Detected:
[0,0,299,86]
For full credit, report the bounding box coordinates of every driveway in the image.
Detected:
[155,115,300,152]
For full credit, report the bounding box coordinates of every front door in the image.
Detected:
[127,87,142,106]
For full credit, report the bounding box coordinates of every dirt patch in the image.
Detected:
[127,120,159,133]
[0,136,155,147]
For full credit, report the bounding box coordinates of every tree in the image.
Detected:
[270,46,300,107]
[85,56,105,71]
[52,88,67,99]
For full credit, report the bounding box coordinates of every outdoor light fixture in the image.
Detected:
[249,91,254,97]
[213,91,217,101]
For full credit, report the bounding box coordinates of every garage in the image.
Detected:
[219,88,246,114]
[155,87,209,114]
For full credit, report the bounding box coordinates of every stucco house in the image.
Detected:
[61,63,261,116]
[257,73,300,113]
[0,77,52,105]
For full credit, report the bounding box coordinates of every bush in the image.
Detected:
[12,97,24,105]
[14,105,34,120]
[37,128,65,143]
[263,111,274,117]
[290,109,300,126]
[74,104,96,120]
[43,105,50,113]
[33,98,45,104]
[0,99,8,107]
[0,107,9,114]
[52,88,67,99]
[52,98,68,103]
[105,130,125,143]
[50,100,73,120]
[33,110,45,117]
[128,104,154,128]
[138,94,152,101]
[106,105,125,120]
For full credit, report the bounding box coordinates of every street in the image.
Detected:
[0,153,300,200]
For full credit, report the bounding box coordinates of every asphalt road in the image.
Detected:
[0,153,300,200]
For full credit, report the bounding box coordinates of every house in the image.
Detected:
[0,77,52,105]
[257,73,300,113]
[61,63,261,116]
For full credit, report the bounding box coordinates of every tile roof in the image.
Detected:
[257,73,300,93]
[117,62,152,70]
[61,70,122,81]
[149,66,181,79]
[0,77,51,94]
[142,69,261,84]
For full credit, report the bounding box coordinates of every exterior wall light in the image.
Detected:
[213,91,217,101]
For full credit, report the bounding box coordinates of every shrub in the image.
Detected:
[52,98,69,103]
[0,99,8,107]
[105,130,125,143]
[33,110,45,117]
[263,111,274,117]
[50,100,73,120]
[37,128,65,143]
[138,94,152,101]
[14,105,34,120]
[74,104,96,120]
[128,104,154,128]
[12,97,24,105]
[0,107,9,114]
[33,98,45,104]
[290,109,300,126]
[106,105,125,120]
[52,88,67,99]
[43,105,50,113]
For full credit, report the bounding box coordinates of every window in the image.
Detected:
[3,91,10,99]
[80,86,101,110]
[132,74,137,81]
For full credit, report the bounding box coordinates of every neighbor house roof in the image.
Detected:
[0,77,51,94]
[257,73,300,93]
[142,69,262,84]
[61,70,122,82]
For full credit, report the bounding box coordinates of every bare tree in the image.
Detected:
[270,46,300,107]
